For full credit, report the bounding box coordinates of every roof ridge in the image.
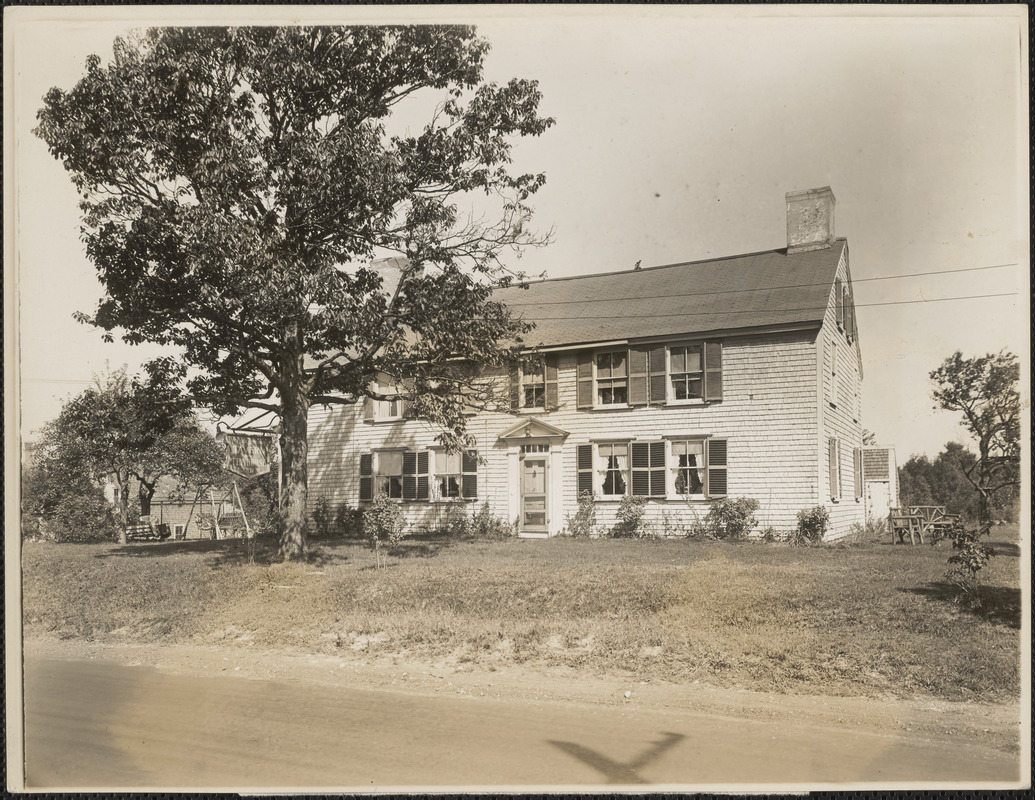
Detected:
[510,239,846,287]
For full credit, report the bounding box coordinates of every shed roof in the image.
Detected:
[495,240,846,348]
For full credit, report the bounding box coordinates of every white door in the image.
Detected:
[866,481,891,522]
[520,457,549,534]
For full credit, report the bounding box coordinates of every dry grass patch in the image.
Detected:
[20,526,1021,701]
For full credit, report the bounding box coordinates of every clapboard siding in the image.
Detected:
[307,326,838,537]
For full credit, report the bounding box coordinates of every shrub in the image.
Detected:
[336,503,364,538]
[791,505,829,546]
[608,495,648,538]
[363,494,407,568]
[309,496,335,538]
[441,499,472,538]
[946,523,996,608]
[469,501,515,539]
[565,491,598,538]
[704,497,759,541]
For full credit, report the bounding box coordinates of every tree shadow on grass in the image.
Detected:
[901,583,1021,629]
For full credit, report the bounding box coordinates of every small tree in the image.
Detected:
[364,494,407,569]
[35,365,219,543]
[930,351,1020,524]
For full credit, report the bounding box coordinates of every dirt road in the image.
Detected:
[19,639,1023,790]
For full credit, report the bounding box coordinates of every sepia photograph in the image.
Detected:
[4,4,1029,792]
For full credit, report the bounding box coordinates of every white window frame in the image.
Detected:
[595,350,629,407]
[519,360,546,410]
[670,438,707,498]
[598,442,630,498]
[668,343,706,403]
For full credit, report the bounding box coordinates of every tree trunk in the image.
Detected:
[278,318,310,560]
[139,480,155,517]
[113,474,129,545]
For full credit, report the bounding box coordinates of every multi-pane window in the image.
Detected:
[672,440,705,495]
[598,443,628,496]
[377,396,404,419]
[377,451,404,498]
[596,351,628,405]
[669,344,704,400]
[435,450,478,499]
[359,450,433,502]
[522,360,545,408]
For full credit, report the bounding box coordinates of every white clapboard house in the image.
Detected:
[307,187,867,539]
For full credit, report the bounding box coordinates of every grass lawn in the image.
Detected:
[20,526,1022,702]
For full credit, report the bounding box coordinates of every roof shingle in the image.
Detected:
[495,240,846,348]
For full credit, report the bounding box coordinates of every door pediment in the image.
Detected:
[497,417,569,442]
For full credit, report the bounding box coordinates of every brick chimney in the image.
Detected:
[786,187,836,253]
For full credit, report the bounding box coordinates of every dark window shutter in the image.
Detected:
[403,451,416,474]
[704,341,723,401]
[359,453,374,501]
[577,444,594,496]
[853,447,863,500]
[829,438,839,499]
[628,347,649,406]
[835,277,844,328]
[363,396,374,422]
[631,442,650,496]
[417,451,429,474]
[403,476,416,500]
[648,344,667,405]
[462,474,477,499]
[462,451,478,474]
[544,354,559,410]
[649,440,666,496]
[707,438,727,497]
[509,362,520,410]
[576,352,594,409]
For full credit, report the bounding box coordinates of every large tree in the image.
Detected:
[36,26,553,558]
[37,365,223,543]
[929,350,1020,524]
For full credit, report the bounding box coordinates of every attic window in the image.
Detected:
[522,360,546,408]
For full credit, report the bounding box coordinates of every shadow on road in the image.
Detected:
[900,583,1021,629]
[548,731,684,784]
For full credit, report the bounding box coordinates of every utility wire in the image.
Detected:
[528,292,1019,320]
[503,262,1019,307]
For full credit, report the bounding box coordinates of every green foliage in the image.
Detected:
[35,26,554,557]
[608,495,648,538]
[704,497,759,541]
[929,350,1020,523]
[336,503,364,539]
[363,494,407,568]
[469,501,515,540]
[792,506,830,546]
[21,462,119,542]
[946,523,997,607]
[565,491,597,538]
[309,497,335,538]
[441,499,473,538]
[899,442,986,522]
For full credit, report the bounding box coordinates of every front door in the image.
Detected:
[521,456,549,534]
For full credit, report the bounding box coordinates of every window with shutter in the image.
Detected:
[599,442,629,496]
[544,354,559,410]
[707,438,727,497]
[704,341,723,401]
[508,362,520,410]
[576,444,594,497]
[829,438,841,500]
[648,344,667,405]
[519,358,545,409]
[359,453,373,501]
[628,347,649,406]
[669,344,703,400]
[595,351,628,405]
[401,451,430,501]
[835,277,844,329]
[853,446,863,500]
[576,352,594,409]
[631,441,665,497]
[461,451,478,499]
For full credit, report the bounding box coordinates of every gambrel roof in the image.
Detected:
[496,239,847,349]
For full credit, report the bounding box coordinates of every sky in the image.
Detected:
[5,5,1029,462]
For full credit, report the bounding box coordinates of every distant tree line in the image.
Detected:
[898,441,1018,523]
